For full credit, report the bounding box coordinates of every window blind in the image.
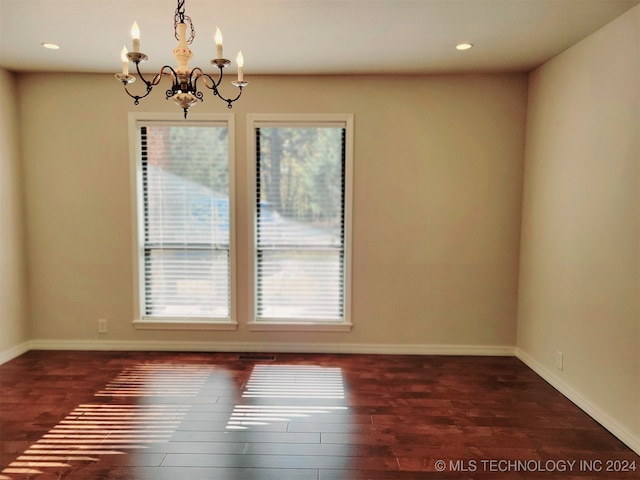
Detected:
[140,123,230,319]
[255,126,346,321]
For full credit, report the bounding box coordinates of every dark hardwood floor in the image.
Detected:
[0,351,637,479]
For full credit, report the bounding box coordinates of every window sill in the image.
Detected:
[133,319,238,331]
[247,321,353,332]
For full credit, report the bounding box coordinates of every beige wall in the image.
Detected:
[0,68,29,358]
[16,72,527,350]
[518,5,639,450]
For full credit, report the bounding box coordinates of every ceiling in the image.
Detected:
[1,0,638,75]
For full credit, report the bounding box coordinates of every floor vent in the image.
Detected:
[238,354,276,361]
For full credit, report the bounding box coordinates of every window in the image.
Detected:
[248,114,353,330]
[130,113,236,329]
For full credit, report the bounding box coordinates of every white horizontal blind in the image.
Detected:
[139,123,230,318]
[255,126,346,321]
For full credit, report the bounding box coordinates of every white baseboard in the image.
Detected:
[516,348,640,456]
[0,341,31,365]
[28,339,515,356]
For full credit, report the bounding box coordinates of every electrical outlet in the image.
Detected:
[98,318,108,334]
[555,351,564,371]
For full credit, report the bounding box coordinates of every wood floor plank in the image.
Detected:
[243,442,392,457]
[176,420,289,432]
[137,441,248,454]
[161,452,398,470]
[66,466,320,480]
[170,430,321,443]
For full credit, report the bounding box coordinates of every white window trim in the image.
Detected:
[246,113,354,332]
[129,112,238,331]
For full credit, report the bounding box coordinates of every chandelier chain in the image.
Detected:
[174,0,195,44]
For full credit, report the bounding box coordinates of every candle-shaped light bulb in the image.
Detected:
[121,46,129,75]
[131,21,140,52]
[236,51,244,81]
[214,27,223,59]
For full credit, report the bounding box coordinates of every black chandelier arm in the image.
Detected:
[207,78,244,108]
[159,64,181,85]
[120,64,155,104]
[121,65,179,105]
[193,67,223,91]
[121,85,147,105]
[188,70,207,100]
[195,68,245,107]
[187,69,205,101]
[136,62,176,89]
[193,70,220,94]
[221,86,244,108]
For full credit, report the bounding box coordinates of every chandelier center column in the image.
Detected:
[173,22,193,75]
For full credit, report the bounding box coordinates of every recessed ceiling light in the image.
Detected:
[456,43,473,51]
[42,43,60,50]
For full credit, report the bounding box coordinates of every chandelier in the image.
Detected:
[115,0,248,118]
